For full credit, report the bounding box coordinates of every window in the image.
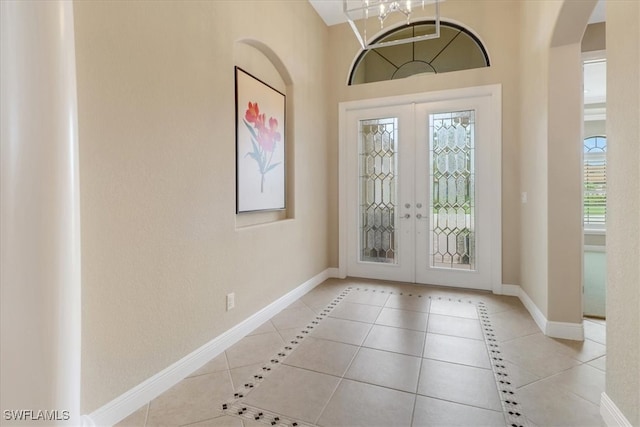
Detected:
[583,136,606,227]
[349,21,490,85]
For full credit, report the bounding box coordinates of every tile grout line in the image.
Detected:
[220,286,404,426]
[221,287,355,427]
[354,291,527,425]
[410,297,431,427]
[351,289,519,424]
[317,287,427,425]
[143,402,150,427]
[311,333,366,425]
[313,287,488,425]
[313,287,388,425]
[509,334,607,392]
[477,302,529,427]
[516,365,604,409]
[498,330,544,345]
[222,286,526,427]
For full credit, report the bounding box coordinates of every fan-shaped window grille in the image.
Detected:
[349,21,490,85]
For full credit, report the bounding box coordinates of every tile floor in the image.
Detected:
[117,278,607,427]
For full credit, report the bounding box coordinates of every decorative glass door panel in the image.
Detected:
[360,118,398,264]
[429,111,475,270]
[415,99,492,289]
[344,91,499,291]
[347,105,415,283]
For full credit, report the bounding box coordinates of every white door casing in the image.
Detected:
[338,85,502,292]
[345,104,415,283]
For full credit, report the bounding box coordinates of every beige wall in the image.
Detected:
[582,22,606,53]
[516,0,558,316]
[1,1,82,422]
[74,0,330,413]
[546,42,584,324]
[584,119,606,138]
[606,0,640,424]
[327,0,522,286]
[517,0,594,324]
[71,0,640,421]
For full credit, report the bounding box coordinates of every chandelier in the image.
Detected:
[343,0,441,50]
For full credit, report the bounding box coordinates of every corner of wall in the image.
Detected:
[600,393,634,427]
[502,284,584,341]
[84,269,338,426]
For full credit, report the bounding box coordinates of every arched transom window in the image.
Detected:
[349,21,490,85]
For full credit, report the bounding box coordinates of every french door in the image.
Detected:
[341,88,501,291]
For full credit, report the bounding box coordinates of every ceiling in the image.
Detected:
[309,0,607,105]
[584,60,607,105]
[308,0,606,27]
[308,0,347,26]
[588,0,606,24]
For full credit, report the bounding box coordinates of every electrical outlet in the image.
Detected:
[226,293,235,311]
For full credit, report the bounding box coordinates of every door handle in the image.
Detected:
[416,213,423,219]
[403,213,411,219]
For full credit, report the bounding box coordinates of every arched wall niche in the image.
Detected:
[234,39,295,227]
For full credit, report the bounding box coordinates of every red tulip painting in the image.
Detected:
[235,67,286,213]
[243,101,281,193]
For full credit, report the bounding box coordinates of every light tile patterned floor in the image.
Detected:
[117,278,606,427]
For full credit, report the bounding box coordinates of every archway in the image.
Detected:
[545,0,597,336]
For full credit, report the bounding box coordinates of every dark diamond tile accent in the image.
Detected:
[221,286,526,427]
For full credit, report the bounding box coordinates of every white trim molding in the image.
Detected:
[338,84,502,292]
[512,284,549,335]
[83,268,338,427]
[500,284,521,297]
[600,393,633,427]
[546,320,585,341]
[500,284,585,341]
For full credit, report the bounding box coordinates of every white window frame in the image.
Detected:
[583,135,607,232]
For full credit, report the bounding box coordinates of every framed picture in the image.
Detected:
[235,66,286,213]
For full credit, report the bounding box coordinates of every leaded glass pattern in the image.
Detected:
[429,111,475,270]
[360,118,398,263]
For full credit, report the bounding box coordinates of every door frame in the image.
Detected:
[338,84,503,293]
[345,104,416,283]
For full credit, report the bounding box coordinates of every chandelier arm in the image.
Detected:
[343,0,441,50]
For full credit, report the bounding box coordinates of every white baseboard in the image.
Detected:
[500,284,584,341]
[500,284,521,297]
[513,284,548,335]
[601,392,633,427]
[546,320,585,340]
[326,267,340,279]
[83,268,338,427]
